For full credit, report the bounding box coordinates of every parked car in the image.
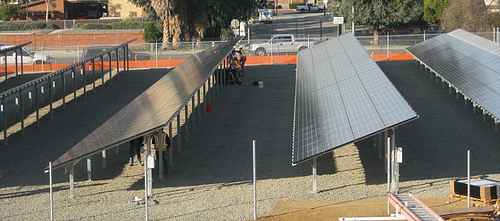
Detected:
[296,3,324,13]
[0,44,52,64]
[258,9,273,24]
[249,34,316,56]
[81,46,151,61]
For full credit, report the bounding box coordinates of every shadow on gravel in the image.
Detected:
[0,68,170,188]
[358,61,500,185]
[125,65,339,190]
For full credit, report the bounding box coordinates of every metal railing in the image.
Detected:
[0,39,136,145]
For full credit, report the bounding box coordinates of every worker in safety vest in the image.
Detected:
[237,45,247,76]
[229,52,242,85]
[153,130,171,174]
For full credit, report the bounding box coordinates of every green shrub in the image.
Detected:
[143,21,162,43]
[289,3,302,9]
[111,21,146,29]
[74,23,112,29]
[0,4,25,21]
[23,22,58,30]
[0,22,57,31]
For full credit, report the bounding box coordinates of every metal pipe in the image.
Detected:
[49,162,53,221]
[69,164,74,197]
[312,157,317,193]
[184,104,189,141]
[102,150,106,168]
[87,157,91,181]
[253,140,257,220]
[467,149,470,208]
[159,130,164,179]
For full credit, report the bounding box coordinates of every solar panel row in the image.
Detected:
[293,33,418,165]
[50,38,240,170]
[406,29,500,121]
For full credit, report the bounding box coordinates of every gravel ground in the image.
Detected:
[1,61,500,220]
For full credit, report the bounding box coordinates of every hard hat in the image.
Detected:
[239,45,243,49]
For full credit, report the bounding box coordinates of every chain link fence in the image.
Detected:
[4,31,500,70]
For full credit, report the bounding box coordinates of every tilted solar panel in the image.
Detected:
[406,29,500,121]
[293,33,418,165]
[49,38,240,170]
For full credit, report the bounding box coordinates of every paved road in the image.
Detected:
[249,10,337,41]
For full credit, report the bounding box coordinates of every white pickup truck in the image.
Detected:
[296,3,324,13]
[249,34,316,56]
[0,44,52,64]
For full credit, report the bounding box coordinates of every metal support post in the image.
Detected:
[223,59,227,86]
[467,150,470,208]
[191,97,196,131]
[390,129,397,193]
[49,162,53,221]
[216,70,220,95]
[91,60,96,93]
[208,78,212,107]
[184,104,189,141]
[147,136,153,196]
[82,64,87,99]
[102,150,106,168]
[210,75,215,102]
[386,133,391,214]
[87,157,92,181]
[169,124,174,165]
[49,78,54,119]
[144,152,149,220]
[203,83,207,114]
[177,114,181,152]
[197,90,201,123]
[384,130,388,173]
[378,133,383,159]
[69,164,74,197]
[312,157,318,193]
[253,140,257,220]
[159,130,164,179]
[19,91,24,136]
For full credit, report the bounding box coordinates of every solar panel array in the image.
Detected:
[50,38,240,170]
[293,33,418,165]
[406,29,500,121]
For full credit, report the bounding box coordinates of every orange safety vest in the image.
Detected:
[235,59,242,70]
[153,133,169,151]
[240,49,247,59]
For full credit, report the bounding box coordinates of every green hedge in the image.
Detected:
[143,21,162,43]
[0,22,58,31]
[289,3,302,9]
[74,23,112,29]
[74,21,147,30]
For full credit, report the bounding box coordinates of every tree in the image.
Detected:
[45,0,56,21]
[441,0,488,32]
[336,0,423,39]
[0,3,25,21]
[128,0,254,43]
[423,0,451,24]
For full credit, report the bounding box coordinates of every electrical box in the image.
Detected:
[396,147,403,163]
[147,155,155,169]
